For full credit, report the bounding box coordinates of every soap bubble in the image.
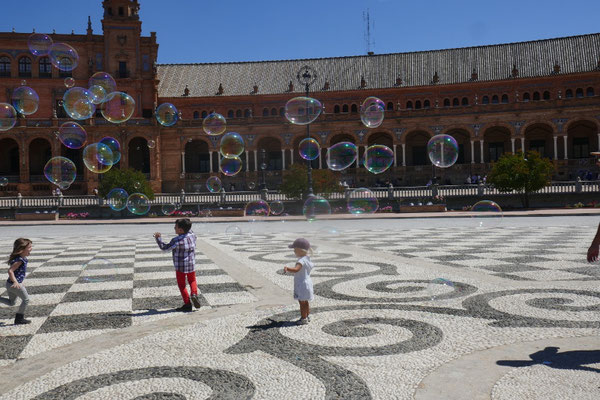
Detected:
[101,91,135,123]
[81,258,117,283]
[284,97,322,125]
[0,177,8,187]
[63,87,95,120]
[49,42,79,71]
[127,193,150,216]
[88,85,107,105]
[471,200,503,228]
[220,132,244,157]
[303,195,331,221]
[202,112,227,136]
[347,188,379,214]
[327,142,358,171]
[364,144,394,174]
[99,136,121,164]
[427,134,459,168]
[147,140,156,149]
[88,72,117,97]
[43,156,76,188]
[58,121,87,149]
[270,200,284,215]
[64,77,75,88]
[220,156,242,176]
[162,203,177,215]
[245,200,270,217]
[28,33,53,56]
[225,225,242,237]
[83,143,113,174]
[426,278,456,301]
[156,103,179,127]
[106,188,128,211]
[206,176,222,193]
[247,181,256,190]
[299,138,320,161]
[0,103,17,131]
[360,96,385,128]
[134,181,141,190]
[12,86,39,115]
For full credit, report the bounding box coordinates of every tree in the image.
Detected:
[98,168,155,200]
[487,151,554,208]
[280,163,344,199]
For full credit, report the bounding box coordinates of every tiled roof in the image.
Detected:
[157,33,600,98]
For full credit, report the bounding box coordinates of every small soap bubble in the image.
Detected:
[162,203,177,215]
[43,156,76,188]
[327,142,358,171]
[225,225,242,237]
[83,143,113,174]
[347,188,379,214]
[206,176,222,193]
[299,138,320,161]
[247,181,256,190]
[88,72,117,98]
[220,156,242,176]
[49,42,79,71]
[88,85,107,105]
[202,112,227,136]
[245,200,270,217]
[58,121,87,149]
[270,200,284,216]
[28,33,53,56]
[106,188,128,211]
[471,200,503,228]
[220,132,244,157]
[303,195,331,221]
[0,103,17,131]
[0,177,8,187]
[360,97,385,128]
[63,87,96,120]
[127,193,150,216]
[427,134,459,168]
[12,86,39,115]
[133,181,141,190]
[285,97,322,125]
[427,278,456,301]
[101,91,135,123]
[363,144,394,174]
[64,77,75,88]
[147,140,156,149]
[156,103,179,127]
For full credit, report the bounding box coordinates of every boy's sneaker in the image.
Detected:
[176,303,193,312]
[190,294,201,309]
[297,318,309,325]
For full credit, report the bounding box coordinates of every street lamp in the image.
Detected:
[296,65,317,197]
[260,148,267,190]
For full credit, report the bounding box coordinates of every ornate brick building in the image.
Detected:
[1,0,600,195]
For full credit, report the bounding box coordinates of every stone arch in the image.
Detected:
[523,122,554,159]
[29,137,51,179]
[366,131,394,147]
[256,136,283,171]
[404,130,432,166]
[128,137,150,173]
[185,139,210,173]
[0,137,19,177]
[483,126,512,162]
[566,119,599,158]
[444,128,472,164]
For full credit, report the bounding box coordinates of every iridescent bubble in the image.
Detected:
[0,177,8,187]
[64,77,75,88]
[12,86,39,115]
[225,225,242,237]
[162,203,177,215]
[220,132,244,157]
[270,200,284,216]
[360,96,385,128]
[203,112,227,136]
[303,195,331,221]
[127,193,150,216]
[101,92,135,123]
[0,103,17,131]
[88,85,107,105]
[427,278,456,301]
[82,258,116,283]
[364,144,394,174]
[106,188,128,211]
[147,140,156,149]
[471,200,503,228]
[285,97,322,125]
[83,143,113,173]
[48,42,79,71]
[28,33,53,56]
[43,156,76,188]
[88,72,117,97]
[156,103,179,127]
[99,137,121,164]
[134,181,141,190]
[220,156,242,176]
[206,176,222,193]
[327,142,358,171]
[63,87,96,120]
[247,181,256,190]
[347,188,379,214]
[299,138,320,161]
[245,200,270,217]
[427,134,459,168]
[58,121,87,149]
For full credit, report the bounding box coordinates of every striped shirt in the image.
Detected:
[7,256,27,284]
[155,231,197,273]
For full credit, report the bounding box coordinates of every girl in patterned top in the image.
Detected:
[0,238,33,325]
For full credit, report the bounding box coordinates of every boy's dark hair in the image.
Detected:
[175,218,192,234]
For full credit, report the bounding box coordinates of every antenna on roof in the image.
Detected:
[363,9,375,55]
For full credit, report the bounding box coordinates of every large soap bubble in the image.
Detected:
[88,85,107,105]
[99,137,121,164]
[49,43,79,71]
[63,87,96,120]
[327,142,358,171]
[156,103,179,127]
[58,121,87,149]
[299,138,320,161]
[28,33,53,56]
[206,176,222,193]
[303,195,331,221]
[0,103,17,131]
[220,156,242,176]
[471,200,503,228]
[88,72,117,97]
[347,188,379,214]
[43,156,76,189]
[284,97,322,125]
[364,144,394,174]
[245,200,270,217]
[427,134,459,168]
[203,112,227,136]
[360,96,385,128]
[127,193,150,216]
[101,92,135,123]
[12,86,39,115]
[270,200,284,216]
[220,132,244,157]
[106,188,128,211]
[83,143,113,173]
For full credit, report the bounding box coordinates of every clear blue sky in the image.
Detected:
[2,0,600,64]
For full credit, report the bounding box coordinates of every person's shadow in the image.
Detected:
[247,318,298,331]
[497,346,600,373]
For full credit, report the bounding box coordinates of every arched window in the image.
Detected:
[387,102,394,110]
[522,92,530,102]
[244,108,251,118]
[533,92,540,101]
[262,108,269,117]
[586,87,595,97]
[461,97,469,106]
[415,100,422,109]
[342,104,349,113]
[235,109,242,118]
[406,101,413,110]
[443,98,450,107]
[482,96,489,105]
[334,105,340,113]
[58,58,72,77]
[452,98,459,107]
[351,104,358,113]
[271,108,277,116]
[492,95,499,104]
[423,99,430,108]
[201,110,208,118]
[193,111,200,119]
[543,91,550,100]
[501,94,509,103]
[227,110,234,118]
[39,57,51,78]
[18,57,31,78]
[576,88,584,98]
[565,89,573,98]
[0,56,10,77]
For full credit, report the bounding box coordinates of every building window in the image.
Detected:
[0,56,10,77]
[492,95,499,104]
[227,110,234,118]
[387,102,394,110]
[350,104,358,113]
[452,98,459,107]
[262,108,269,117]
[423,99,430,108]
[529,139,545,156]
[522,92,530,102]
[142,55,150,72]
[573,137,589,159]
[482,96,489,105]
[586,87,595,97]
[443,98,450,107]
[58,59,72,77]
[244,108,251,118]
[501,94,509,103]
[406,101,413,110]
[461,97,469,106]
[18,57,32,78]
[118,7,124,16]
[565,89,573,98]
[342,104,349,113]
[415,100,422,110]
[488,142,504,162]
[142,108,152,118]
[119,61,128,78]
[576,88,584,98]
[270,108,277,116]
[193,111,200,119]
[334,105,340,113]
[533,92,540,101]
[543,91,550,100]
[96,53,103,70]
[235,109,242,118]
[39,57,51,78]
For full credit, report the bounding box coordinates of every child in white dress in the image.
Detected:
[283,238,314,325]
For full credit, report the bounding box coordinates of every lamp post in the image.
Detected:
[296,65,317,197]
[260,148,267,190]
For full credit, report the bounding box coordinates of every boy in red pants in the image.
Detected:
[154,218,201,312]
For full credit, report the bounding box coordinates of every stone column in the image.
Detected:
[470,140,475,164]
[597,133,600,150]
[402,144,406,166]
[290,148,294,165]
[563,136,568,160]
[553,136,558,160]
[254,150,258,171]
[245,150,249,172]
[208,151,213,173]
[520,137,525,153]
[393,144,397,167]
[318,150,322,169]
[479,140,484,164]
[511,138,515,154]
[281,149,285,171]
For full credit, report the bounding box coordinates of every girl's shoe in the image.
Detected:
[14,313,31,325]
[297,318,309,325]
[176,303,193,312]
[190,294,202,309]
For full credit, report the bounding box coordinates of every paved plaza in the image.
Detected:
[0,215,598,399]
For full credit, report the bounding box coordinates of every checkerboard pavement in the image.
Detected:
[0,236,256,365]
